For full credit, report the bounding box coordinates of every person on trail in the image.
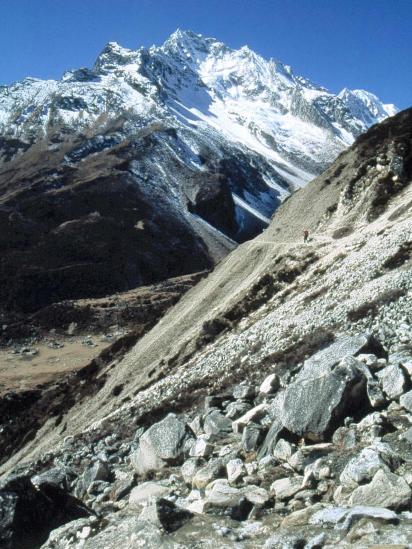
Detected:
[303,230,309,243]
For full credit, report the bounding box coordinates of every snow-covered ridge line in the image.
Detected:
[0,29,398,229]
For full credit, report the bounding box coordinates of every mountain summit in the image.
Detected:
[1,29,396,188]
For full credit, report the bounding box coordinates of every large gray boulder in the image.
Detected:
[264,336,381,443]
[271,359,366,442]
[310,505,399,531]
[339,443,397,488]
[0,474,91,549]
[349,469,411,510]
[130,414,194,475]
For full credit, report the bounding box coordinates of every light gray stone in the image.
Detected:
[259,374,280,395]
[400,390,412,412]
[129,482,170,508]
[205,481,243,508]
[349,469,411,509]
[130,413,194,475]
[310,505,398,531]
[271,476,303,500]
[189,438,213,458]
[226,459,245,484]
[273,438,294,462]
[242,485,270,506]
[339,447,391,488]
[377,364,407,399]
[269,340,368,441]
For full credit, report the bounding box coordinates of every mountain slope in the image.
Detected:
[0,108,411,548]
[2,107,410,469]
[0,30,397,314]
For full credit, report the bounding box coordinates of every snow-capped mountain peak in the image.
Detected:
[0,29,398,241]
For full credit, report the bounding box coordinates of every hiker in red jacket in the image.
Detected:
[303,229,309,243]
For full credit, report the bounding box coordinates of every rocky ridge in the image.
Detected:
[0,112,411,546]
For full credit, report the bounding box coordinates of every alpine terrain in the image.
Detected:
[0,65,411,549]
[0,30,397,320]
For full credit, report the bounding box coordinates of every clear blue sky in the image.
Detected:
[1,0,410,109]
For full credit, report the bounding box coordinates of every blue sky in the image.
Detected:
[1,0,410,109]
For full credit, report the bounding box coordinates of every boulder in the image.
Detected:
[0,474,91,549]
[400,390,412,412]
[203,410,232,437]
[129,482,170,508]
[376,364,407,400]
[273,439,294,462]
[242,485,270,506]
[226,459,245,484]
[349,469,411,510]
[259,373,280,395]
[339,446,392,488]
[269,342,368,441]
[189,438,213,458]
[310,505,398,531]
[130,414,194,475]
[271,476,304,500]
[139,497,193,533]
